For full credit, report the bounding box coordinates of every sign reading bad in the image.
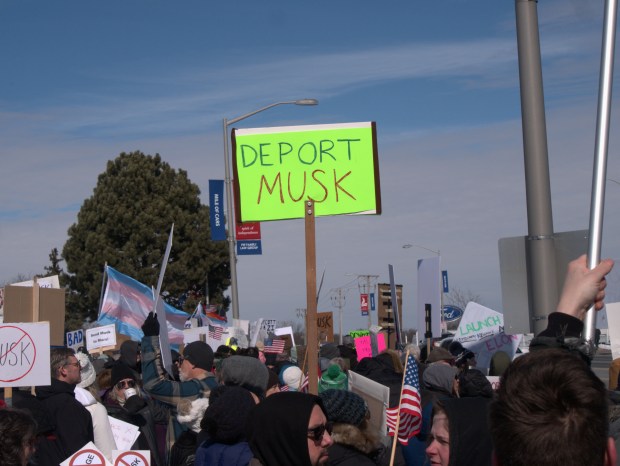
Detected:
[232,122,381,222]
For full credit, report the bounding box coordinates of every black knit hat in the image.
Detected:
[319,389,368,426]
[183,341,214,372]
[111,363,135,387]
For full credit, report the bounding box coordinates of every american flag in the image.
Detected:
[208,324,223,340]
[386,354,422,445]
[263,338,286,354]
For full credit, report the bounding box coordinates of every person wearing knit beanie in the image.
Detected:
[319,390,400,464]
[111,363,136,389]
[319,389,368,426]
[75,351,97,389]
[318,364,348,393]
[279,364,304,392]
[219,355,268,397]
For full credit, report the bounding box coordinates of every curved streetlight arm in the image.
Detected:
[402,243,440,256]
[227,99,318,126]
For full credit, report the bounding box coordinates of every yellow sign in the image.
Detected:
[233,122,381,222]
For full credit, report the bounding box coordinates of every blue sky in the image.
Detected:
[1,0,618,334]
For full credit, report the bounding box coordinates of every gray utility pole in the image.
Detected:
[355,274,379,329]
[330,289,346,345]
[515,0,559,334]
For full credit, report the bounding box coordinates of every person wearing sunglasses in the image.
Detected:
[35,347,94,466]
[247,391,333,466]
[102,362,168,466]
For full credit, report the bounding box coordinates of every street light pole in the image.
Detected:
[223,99,319,320]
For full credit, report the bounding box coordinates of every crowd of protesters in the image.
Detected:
[1,254,619,466]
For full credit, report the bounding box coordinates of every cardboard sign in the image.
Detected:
[316,312,334,342]
[0,322,51,387]
[232,122,381,222]
[3,285,65,346]
[86,324,117,351]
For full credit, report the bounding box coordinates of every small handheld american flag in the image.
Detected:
[386,353,422,445]
[264,338,286,354]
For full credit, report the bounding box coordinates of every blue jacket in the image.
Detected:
[195,439,253,466]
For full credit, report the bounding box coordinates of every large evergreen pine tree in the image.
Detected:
[62,151,230,323]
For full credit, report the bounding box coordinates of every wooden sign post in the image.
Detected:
[305,200,318,395]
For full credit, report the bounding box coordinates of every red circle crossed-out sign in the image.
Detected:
[114,451,150,466]
[69,449,106,466]
[0,325,37,383]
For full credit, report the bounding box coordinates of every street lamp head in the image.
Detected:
[294,99,319,106]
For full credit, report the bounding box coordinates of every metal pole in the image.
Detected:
[515,0,559,334]
[221,99,318,320]
[584,0,618,351]
[223,118,240,320]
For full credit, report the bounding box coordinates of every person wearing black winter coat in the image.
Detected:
[35,348,94,466]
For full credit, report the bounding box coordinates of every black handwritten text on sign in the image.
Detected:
[0,325,36,383]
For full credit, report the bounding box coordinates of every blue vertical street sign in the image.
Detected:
[442,270,449,293]
[209,180,226,241]
[370,293,376,311]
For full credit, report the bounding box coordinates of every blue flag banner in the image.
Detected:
[237,240,262,255]
[209,180,226,241]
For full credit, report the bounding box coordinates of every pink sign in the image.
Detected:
[354,333,387,360]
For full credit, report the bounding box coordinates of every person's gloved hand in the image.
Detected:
[141,312,160,336]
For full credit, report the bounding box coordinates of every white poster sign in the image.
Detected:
[233,319,250,334]
[112,450,150,466]
[605,302,620,360]
[463,331,522,372]
[453,302,504,344]
[66,329,85,351]
[348,371,390,439]
[13,275,60,288]
[108,417,141,451]
[60,442,112,466]
[274,326,296,347]
[0,322,51,387]
[86,324,117,351]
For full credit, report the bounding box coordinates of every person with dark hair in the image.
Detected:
[0,408,38,466]
[246,391,334,465]
[425,397,493,466]
[490,348,612,466]
[194,386,257,466]
[35,347,94,466]
[119,340,142,379]
[457,368,493,398]
[490,255,616,466]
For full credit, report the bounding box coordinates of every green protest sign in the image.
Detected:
[232,122,381,222]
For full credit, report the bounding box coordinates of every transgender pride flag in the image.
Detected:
[98,266,190,344]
